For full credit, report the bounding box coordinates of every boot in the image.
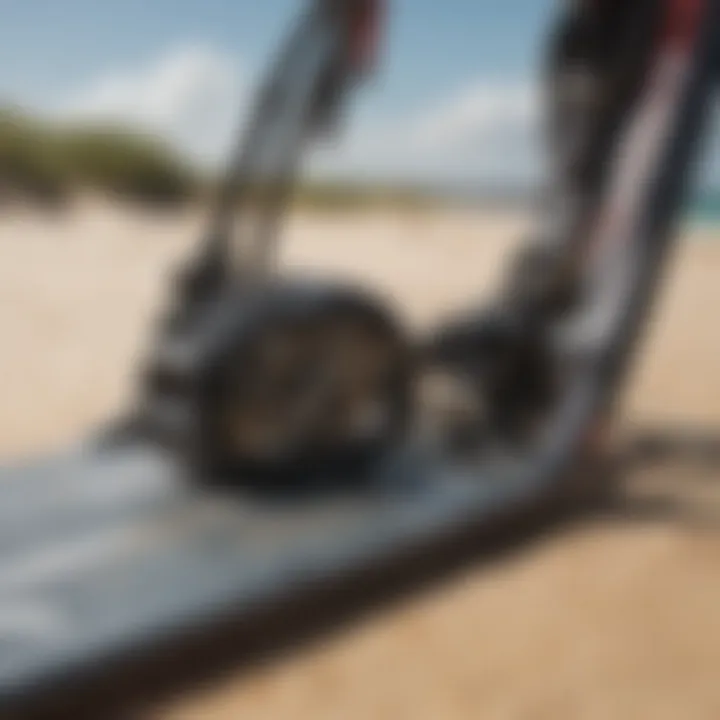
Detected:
[425,0,665,446]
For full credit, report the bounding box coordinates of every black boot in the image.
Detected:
[424,0,665,447]
[518,0,665,317]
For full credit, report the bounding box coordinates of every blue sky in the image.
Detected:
[0,0,716,189]
[0,0,553,108]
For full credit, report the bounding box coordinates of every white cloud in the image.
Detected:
[409,82,539,152]
[58,45,247,164]
[53,45,543,184]
[311,80,544,185]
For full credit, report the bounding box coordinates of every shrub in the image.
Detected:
[0,107,434,212]
[59,125,196,205]
[0,109,69,206]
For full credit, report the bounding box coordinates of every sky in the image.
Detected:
[0,0,717,189]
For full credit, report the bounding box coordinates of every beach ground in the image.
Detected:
[2,205,719,719]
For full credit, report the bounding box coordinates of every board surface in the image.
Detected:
[0,436,568,715]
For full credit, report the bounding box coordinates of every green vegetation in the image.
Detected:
[0,109,68,205]
[0,106,435,211]
[59,125,196,204]
[0,108,196,207]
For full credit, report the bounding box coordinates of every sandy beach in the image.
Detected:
[1,204,719,719]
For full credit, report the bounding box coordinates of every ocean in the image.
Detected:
[690,192,720,226]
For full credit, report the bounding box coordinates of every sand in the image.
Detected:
[1,204,719,719]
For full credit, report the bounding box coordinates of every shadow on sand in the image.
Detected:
[599,424,720,531]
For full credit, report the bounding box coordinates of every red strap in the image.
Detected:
[661,0,705,50]
[349,0,384,73]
